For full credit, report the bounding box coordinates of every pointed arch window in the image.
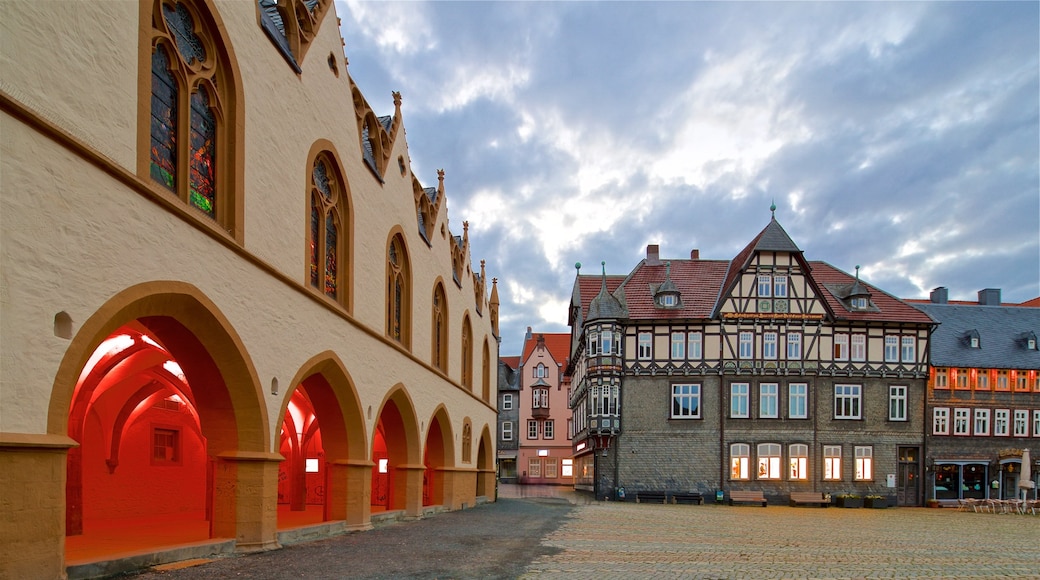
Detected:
[482,339,491,402]
[146,0,237,233]
[461,315,473,390]
[386,234,411,347]
[432,283,448,372]
[309,153,349,303]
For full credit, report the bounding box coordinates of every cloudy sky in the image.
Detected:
[335,1,1039,356]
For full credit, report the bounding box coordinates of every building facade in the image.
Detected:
[518,330,574,485]
[0,1,499,577]
[911,288,1040,505]
[568,214,933,505]
[496,356,521,483]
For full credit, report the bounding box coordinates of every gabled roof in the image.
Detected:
[572,274,625,323]
[619,259,729,320]
[911,302,1040,370]
[811,262,933,324]
[521,332,571,367]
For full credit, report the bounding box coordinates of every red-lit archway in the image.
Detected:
[476,425,495,499]
[371,387,420,516]
[422,407,455,507]
[51,282,270,564]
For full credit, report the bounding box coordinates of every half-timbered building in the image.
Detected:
[568,212,934,505]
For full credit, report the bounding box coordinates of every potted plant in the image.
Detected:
[926,498,940,508]
[836,493,862,508]
[864,495,888,508]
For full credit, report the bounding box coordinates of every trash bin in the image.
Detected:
[716,490,725,503]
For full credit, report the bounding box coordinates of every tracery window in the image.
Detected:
[309,153,348,302]
[386,234,411,346]
[431,283,448,372]
[147,0,235,231]
[461,315,473,390]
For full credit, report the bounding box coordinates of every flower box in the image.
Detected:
[837,496,862,508]
[864,496,888,508]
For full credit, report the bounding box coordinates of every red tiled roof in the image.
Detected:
[521,332,571,366]
[500,355,520,369]
[809,262,934,323]
[574,275,625,321]
[1019,297,1040,307]
[620,259,730,320]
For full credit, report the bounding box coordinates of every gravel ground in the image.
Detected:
[127,498,574,580]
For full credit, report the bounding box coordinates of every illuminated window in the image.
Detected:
[738,332,753,359]
[973,409,990,436]
[934,368,948,389]
[996,370,1009,391]
[527,420,538,439]
[889,385,907,421]
[834,384,861,419]
[955,369,970,389]
[305,458,319,473]
[308,153,349,302]
[834,333,849,361]
[854,446,873,480]
[146,0,237,232]
[561,458,573,477]
[1015,371,1029,392]
[378,458,389,473]
[386,234,411,346]
[671,332,685,359]
[953,408,970,435]
[994,409,1010,436]
[789,383,807,419]
[851,334,866,362]
[671,383,701,419]
[884,336,899,362]
[730,443,750,480]
[933,407,950,435]
[152,427,180,464]
[977,369,990,390]
[1013,410,1029,437]
[687,331,702,360]
[637,332,652,360]
[757,443,781,479]
[758,275,772,297]
[501,421,513,441]
[787,332,801,360]
[763,332,777,360]
[823,445,842,480]
[759,383,778,418]
[730,383,749,418]
[789,444,808,480]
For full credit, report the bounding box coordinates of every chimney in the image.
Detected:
[646,244,661,266]
[978,288,1001,306]
[690,249,700,260]
[929,287,948,304]
[525,326,532,340]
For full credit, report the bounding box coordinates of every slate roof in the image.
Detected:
[911,302,1040,370]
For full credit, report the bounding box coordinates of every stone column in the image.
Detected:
[216,451,283,552]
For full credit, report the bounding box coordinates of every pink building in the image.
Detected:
[518,330,574,485]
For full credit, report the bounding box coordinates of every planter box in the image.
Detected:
[837,497,863,508]
[864,497,888,509]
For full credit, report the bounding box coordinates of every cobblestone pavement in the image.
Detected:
[523,502,1040,579]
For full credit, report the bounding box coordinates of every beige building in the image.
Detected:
[0,1,499,577]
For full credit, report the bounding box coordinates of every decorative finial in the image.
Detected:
[770,199,776,218]
[601,261,606,276]
[575,262,582,272]
[855,265,861,280]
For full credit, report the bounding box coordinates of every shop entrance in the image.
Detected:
[896,446,920,506]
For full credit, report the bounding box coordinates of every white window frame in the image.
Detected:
[502,393,513,411]
[730,443,750,480]
[834,333,849,361]
[834,384,861,419]
[763,332,777,360]
[758,275,772,297]
[738,332,753,359]
[977,370,990,389]
[601,331,614,356]
[854,446,873,481]
[757,443,782,480]
[884,336,899,362]
[953,408,970,435]
[502,421,513,441]
[532,388,548,409]
[994,409,1010,436]
[687,331,702,360]
[731,383,749,418]
[773,275,788,298]
[787,332,801,360]
[789,383,808,419]
[759,383,778,418]
[888,385,907,421]
[527,420,538,439]
[851,334,866,362]
[1033,410,1040,438]
[974,408,991,436]
[587,332,599,356]
[933,407,950,435]
[1014,410,1029,437]
[671,383,701,419]
[789,443,808,480]
[535,363,547,378]
[935,369,948,388]
[671,332,685,359]
[901,336,916,363]
[637,332,652,360]
[544,420,554,440]
[823,445,842,481]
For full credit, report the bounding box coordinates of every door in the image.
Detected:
[897,446,920,506]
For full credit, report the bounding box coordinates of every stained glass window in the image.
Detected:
[325,213,337,297]
[313,160,331,201]
[189,86,216,217]
[310,200,319,288]
[163,2,207,65]
[150,47,178,190]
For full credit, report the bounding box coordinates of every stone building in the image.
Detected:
[0,1,499,577]
[910,288,1040,505]
[567,212,933,505]
[496,355,521,483]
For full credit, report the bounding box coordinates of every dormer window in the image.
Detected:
[660,294,677,307]
[653,261,681,308]
[851,297,868,309]
[1026,331,1038,350]
[966,329,981,349]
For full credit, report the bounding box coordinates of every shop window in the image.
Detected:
[730,443,750,480]
[789,444,808,480]
[757,443,781,480]
[823,445,841,480]
[854,446,873,481]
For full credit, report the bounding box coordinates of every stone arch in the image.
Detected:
[422,405,455,507]
[475,424,495,499]
[371,384,422,517]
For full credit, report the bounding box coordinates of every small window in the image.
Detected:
[730,443,750,480]
[637,332,652,360]
[544,420,554,440]
[759,383,778,418]
[786,332,802,360]
[889,385,907,421]
[773,275,788,298]
[660,294,677,307]
[884,336,899,362]
[851,334,866,362]
[854,446,873,481]
[789,383,808,419]
[527,420,538,439]
[901,336,916,363]
[502,393,513,410]
[687,332,702,360]
[758,275,772,297]
[671,332,685,359]
[974,409,990,436]
[933,407,950,435]
[757,443,781,479]
[834,333,849,361]
[1014,410,1029,437]
[834,384,861,419]
[152,427,180,465]
[823,445,842,480]
[953,408,970,435]
[738,332,753,359]
[994,409,1010,436]
[789,444,808,480]
[851,297,868,309]
[763,332,777,360]
[671,383,701,419]
[731,383,749,418]
[501,421,513,441]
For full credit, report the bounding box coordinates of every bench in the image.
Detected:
[789,492,830,507]
[635,491,667,504]
[671,492,704,505]
[728,490,767,507]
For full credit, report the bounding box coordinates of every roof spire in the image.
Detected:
[770,198,777,219]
